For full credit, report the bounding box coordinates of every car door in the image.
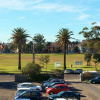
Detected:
[21,84,28,88]
[62,92,75,99]
[54,86,62,94]
[20,92,31,99]
[98,77,100,83]
[55,86,64,94]
[27,84,36,90]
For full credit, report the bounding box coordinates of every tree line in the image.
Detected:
[2,22,100,71]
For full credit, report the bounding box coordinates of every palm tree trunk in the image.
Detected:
[64,42,66,70]
[18,48,21,70]
[66,43,68,54]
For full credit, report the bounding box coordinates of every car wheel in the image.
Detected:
[49,91,54,95]
[36,89,40,91]
[92,81,95,84]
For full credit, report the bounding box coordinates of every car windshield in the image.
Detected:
[95,77,99,79]
[57,91,64,96]
[51,83,55,86]
[51,85,56,88]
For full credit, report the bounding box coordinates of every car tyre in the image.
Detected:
[49,91,54,95]
[92,81,95,84]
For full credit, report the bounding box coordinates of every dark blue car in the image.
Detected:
[14,90,43,100]
[49,91,80,100]
[89,76,100,84]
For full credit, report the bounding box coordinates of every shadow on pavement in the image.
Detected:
[0,81,17,90]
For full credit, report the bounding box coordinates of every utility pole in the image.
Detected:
[33,42,35,63]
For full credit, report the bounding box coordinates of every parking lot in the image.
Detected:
[0,74,100,100]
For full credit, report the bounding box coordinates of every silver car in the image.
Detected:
[17,82,42,91]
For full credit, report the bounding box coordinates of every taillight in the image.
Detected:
[40,95,42,97]
[17,86,19,88]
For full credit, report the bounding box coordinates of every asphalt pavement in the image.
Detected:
[0,74,100,100]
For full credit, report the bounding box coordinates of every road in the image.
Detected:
[0,74,100,100]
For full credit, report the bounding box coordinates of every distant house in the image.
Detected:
[77,40,89,53]
[0,44,5,53]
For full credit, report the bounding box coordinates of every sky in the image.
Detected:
[0,0,100,43]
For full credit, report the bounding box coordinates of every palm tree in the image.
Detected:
[10,27,30,70]
[56,28,73,70]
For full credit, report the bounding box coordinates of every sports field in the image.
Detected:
[0,53,100,73]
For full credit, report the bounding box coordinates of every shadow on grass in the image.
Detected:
[0,81,17,90]
[81,67,94,68]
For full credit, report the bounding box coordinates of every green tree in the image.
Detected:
[79,22,100,53]
[56,28,73,70]
[33,33,45,53]
[84,52,92,66]
[22,41,33,53]
[73,46,80,53]
[46,42,51,53]
[93,53,100,71]
[10,27,30,70]
[79,22,100,70]
[39,55,50,70]
[4,45,10,53]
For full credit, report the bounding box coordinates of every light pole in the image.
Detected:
[33,41,35,63]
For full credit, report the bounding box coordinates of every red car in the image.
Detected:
[46,84,70,95]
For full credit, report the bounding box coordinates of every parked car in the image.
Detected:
[54,98,78,100]
[43,79,64,87]
[75,69,83,74]
[45,82,67,90]
[64,69,74,74]
[14,90,43,100]
[15,98,30,100]
[46,84,70,95]
[89,76,100,84]
[48,91,80,100]
[17,82,42,91]
[42,77,59,84]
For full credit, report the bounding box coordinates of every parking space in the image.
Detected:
[0,74,100,100]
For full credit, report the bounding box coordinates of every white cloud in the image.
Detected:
[0,0,87,13]
[0,0,43,10]
[31,3,86,13]
[78,13,90,20]
[18,16,25,20]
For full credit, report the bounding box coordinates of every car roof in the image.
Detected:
[17,88,31,90]
[21,82,32,84]
[56,84,67,86]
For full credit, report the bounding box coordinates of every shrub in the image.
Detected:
[51,69,62,75]
[22,63,41,81]
[84,72,92,80]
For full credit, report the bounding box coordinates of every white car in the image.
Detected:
[17,82,42,91]
[54,99,78,100]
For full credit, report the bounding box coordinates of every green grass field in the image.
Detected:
[0,53,100,73]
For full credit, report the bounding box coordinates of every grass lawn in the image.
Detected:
[0,53,100,73]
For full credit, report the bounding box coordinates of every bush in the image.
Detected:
[84,72,92,80]
[22,63,41,81]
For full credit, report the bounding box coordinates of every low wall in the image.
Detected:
[15,74,28,82]
[80,73,100,81]
[15,73,64,82]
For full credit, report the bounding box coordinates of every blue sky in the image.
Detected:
[0,0,100,43]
